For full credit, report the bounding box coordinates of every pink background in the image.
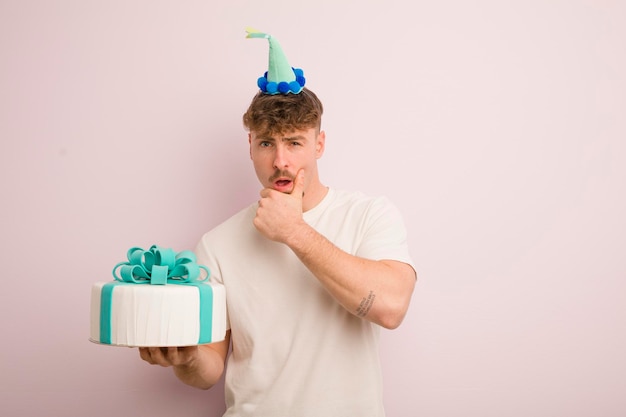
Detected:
[1,1,625,416]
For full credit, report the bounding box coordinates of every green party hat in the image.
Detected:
[246,27,306,95]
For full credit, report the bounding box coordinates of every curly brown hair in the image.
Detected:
[242,87,324,136]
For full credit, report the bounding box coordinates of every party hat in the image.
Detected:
[246,27,306,95]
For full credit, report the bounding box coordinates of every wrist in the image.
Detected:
[284,220,315,252]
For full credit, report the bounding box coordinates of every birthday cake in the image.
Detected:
[90,245,227,347]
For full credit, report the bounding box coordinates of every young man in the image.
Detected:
[139,30,416,417]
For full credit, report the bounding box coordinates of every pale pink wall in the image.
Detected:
[1,1,625,416]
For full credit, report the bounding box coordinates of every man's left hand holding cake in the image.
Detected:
[90,245,228,384]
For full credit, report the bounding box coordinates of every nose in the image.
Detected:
[273,144,289,169]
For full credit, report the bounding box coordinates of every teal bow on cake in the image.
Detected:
[99,245,215,345]
[112,245,210,285]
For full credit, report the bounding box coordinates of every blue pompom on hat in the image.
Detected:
[246,27,306,95]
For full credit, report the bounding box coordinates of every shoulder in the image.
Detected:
[330,189,398,216]
[197,203,257,247]
[328,189,410,240]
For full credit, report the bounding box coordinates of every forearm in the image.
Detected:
[286,222,416,329]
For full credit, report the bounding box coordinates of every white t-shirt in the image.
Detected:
[195,188,415,417]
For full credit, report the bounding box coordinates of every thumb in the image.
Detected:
[292,169,305,198]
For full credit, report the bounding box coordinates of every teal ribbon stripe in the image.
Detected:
[101,245,213,345]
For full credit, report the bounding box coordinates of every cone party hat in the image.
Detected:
[246,27,306,95]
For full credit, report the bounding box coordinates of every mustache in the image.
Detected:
[268,170,295,183]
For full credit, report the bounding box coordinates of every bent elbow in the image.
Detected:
[377,289,414,329]
[378,264,416,329]
[377,304,409,330]
[379,315,404,330]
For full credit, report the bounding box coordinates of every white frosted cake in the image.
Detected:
[90,280,226,347]
[90,245,227,347]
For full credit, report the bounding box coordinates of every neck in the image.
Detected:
[302,181,328,212]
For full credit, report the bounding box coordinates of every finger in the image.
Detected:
[138,347,154,364]
[139,347,162,365]
[259,187,275,199]
[165,346,190,366]
[174,346,199,366]
[164,347,178,363]
[291,169,305,197]
[148,346,171,367]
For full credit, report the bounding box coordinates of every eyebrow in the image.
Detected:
[283,135,307,142]
[255,135,308,142]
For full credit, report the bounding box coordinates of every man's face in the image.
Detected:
[249,127,325,194]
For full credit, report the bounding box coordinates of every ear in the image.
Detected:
[248,133,253,160]
[316,130,326,159]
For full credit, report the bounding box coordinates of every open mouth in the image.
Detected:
[273,178,293,192]
[275,179,292,187]
[269,170,295,192]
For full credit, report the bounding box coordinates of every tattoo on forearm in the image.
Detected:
[356,290,376,317]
